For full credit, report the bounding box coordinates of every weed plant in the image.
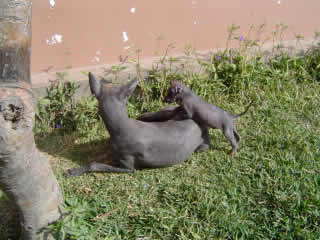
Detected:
[10,25,319,240]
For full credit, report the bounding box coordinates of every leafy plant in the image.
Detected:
[35,72,101,136]
[35,72,79,134]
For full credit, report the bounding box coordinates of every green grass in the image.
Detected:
[35,78,320,240]
[2,27,320,239]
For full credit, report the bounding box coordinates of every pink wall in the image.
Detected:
[31,0,320,74]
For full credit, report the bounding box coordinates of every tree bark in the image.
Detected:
[0,0,63,239]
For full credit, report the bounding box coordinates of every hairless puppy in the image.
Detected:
[164,81,253,155]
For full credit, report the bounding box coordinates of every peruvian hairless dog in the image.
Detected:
[64,73,209,176]
[164,81,253,155]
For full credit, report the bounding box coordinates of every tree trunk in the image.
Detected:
[0,0,63,239]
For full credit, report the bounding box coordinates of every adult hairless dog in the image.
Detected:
[65,73,209,176]
[164,81,253,155]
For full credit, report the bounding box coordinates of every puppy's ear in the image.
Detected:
[174,85,182,94]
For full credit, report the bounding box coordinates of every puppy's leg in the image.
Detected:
[182,104,193,119]
[233,128,241,143]
[222,126,238,155]
[196,126,210,152]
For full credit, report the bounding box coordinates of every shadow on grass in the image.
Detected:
[0,193,20,240]
[35,130,117,168]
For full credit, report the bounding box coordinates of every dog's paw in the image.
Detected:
[195,144,209,152]
[64,168,84,177]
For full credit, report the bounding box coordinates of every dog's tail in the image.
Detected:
[232,100,254,119]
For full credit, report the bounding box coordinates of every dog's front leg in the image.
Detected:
[196,126,210,152]
[64,162,134,176]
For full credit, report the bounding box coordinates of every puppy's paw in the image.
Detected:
[228,151,236,156]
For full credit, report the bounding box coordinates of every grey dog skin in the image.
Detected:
[64,73,209,176]
[164,81,253,154]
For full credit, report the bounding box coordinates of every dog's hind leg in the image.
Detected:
[137,106,179,122]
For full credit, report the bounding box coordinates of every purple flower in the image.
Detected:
[215,56,221,61]
[55,123,62,129]
[239,36,244,41]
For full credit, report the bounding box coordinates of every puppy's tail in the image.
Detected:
[232,100,254,119]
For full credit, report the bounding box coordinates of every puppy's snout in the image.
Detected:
[164,95,173,103]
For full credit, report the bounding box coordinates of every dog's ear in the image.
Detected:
[89,72,101,98]
[120,79,138,99]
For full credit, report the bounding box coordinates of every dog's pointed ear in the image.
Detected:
[89,72,101,98]
[120,79,138,98]
[126,79,138,94]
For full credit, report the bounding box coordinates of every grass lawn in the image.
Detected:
[38,75,320,239]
